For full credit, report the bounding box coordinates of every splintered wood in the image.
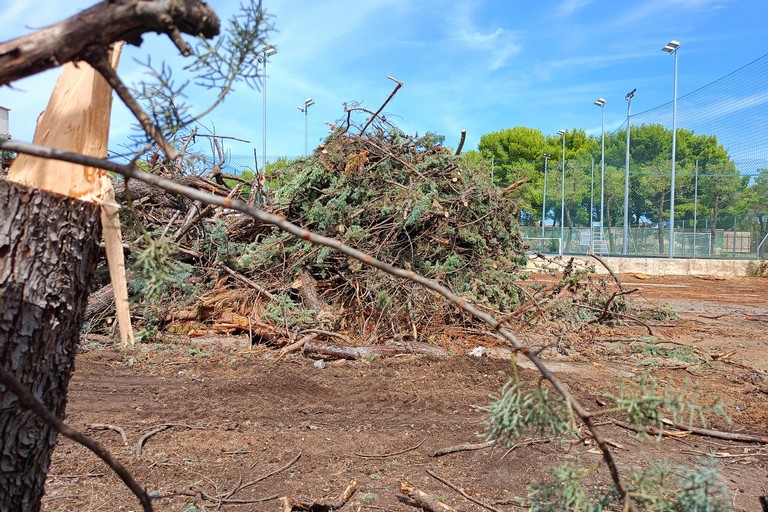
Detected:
[7,43,134,346]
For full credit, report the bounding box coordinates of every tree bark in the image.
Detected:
[0,180,102,511]
[0,0,220,87]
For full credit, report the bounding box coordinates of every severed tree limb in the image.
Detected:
[400,481,458,512]
[427,469,499,512]
[0,138,637,510]
[0,0,220,87]
[0,365,153,512]
[455,129,467,156]
[359,75,402,135]
[502,178,531,195]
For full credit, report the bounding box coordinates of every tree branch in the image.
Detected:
[0,0,220,86]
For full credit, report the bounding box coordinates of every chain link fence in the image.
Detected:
[519,158,766,259]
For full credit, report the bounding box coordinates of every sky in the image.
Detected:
[1,0,766,167]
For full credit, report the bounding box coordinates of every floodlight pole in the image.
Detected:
[662,40,680,258]
[594,98,606,252]
[623,88,636,255]
[558,130,566,251]
[297,98,315,155]
[259,46,277,174]
[542,153,550,239]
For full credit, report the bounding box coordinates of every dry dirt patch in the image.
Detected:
[43,275,768,511]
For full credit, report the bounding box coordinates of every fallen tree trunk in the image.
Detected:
[0,180,102,510]
[0,0,219,86]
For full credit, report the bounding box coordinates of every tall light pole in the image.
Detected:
[258,45,277,174]
[297,98,315,155]
[623,88,636,255]
[662,39,680,258]
[542,153,550,240]
[558,129,566,252]
[594,98,606,252]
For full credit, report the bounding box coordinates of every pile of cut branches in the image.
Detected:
[82,112,639,351]
[225,118,528,345]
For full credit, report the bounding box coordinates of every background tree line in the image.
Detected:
[462,124,768,254]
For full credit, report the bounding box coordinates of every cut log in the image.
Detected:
[0,179,102,510]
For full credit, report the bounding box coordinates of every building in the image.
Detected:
[0,106,9,134]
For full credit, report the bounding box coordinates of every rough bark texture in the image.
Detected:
[0,180,102,511]
[0,0,220,86]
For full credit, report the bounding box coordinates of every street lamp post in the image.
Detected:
[557,129,566,254]
[594,98,606,253]
[297,98,315,155]
[662,39,680,258]
[542,153,550,240]
[623,88,636,255]
[258,45,277,174]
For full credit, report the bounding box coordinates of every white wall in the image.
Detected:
[0,106,9,134]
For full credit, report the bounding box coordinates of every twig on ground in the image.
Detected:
[281,479,357,511]
[426,469,499,512]
[134,423,206,456]
[355,436,426,458]
[661,418,768,444]
[432,440,495,457]
[0,365,153,512]
[135,425,171,456]
[241,452,301,492]
[500,437,553,460]
[86,423,129,445]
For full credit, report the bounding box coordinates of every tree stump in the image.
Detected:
[0,180,102,511]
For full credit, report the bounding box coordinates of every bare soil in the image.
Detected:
[42,275,768,511]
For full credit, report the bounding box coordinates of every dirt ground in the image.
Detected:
[42,274,768,511]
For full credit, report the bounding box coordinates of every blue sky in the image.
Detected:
[1,0,766,164]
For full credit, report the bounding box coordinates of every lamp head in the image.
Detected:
[305,98,315,107]
[264,45,277,57]
[557,130,566,136]
[625,88,636,100]
[594,98,606,107]
[662,40,680,53]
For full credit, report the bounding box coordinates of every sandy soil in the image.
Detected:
[41,275,768,511]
